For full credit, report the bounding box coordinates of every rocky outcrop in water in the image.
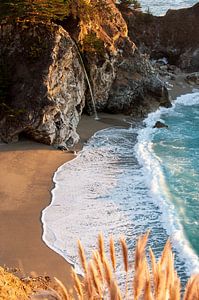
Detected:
[0,23,86,145]
[153,121,168,129]
[185,72,199,85]
[120,3,199,72]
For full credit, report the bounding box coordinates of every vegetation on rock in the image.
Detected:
[0,0,127,53]
[0,0,69,22]
[119,0,141,9]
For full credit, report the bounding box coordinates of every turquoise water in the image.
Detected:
[135,92,199,274]
[43,93,199,286]
[152,95,199,255]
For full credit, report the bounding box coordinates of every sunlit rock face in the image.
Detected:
[59,0,170,116]
[0,0,170,145]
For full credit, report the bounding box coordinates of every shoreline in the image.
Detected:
[0,74,198,286]
[0,113,129,286]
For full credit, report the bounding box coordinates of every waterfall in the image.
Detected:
[72,40,100,121]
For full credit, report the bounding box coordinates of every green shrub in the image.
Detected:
[120,0,141,9]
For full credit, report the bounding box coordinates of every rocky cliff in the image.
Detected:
[120,2,199,72]
[0,23,86,145]
[0,0,170,147]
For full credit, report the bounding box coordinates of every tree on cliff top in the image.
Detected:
[0,0,111,23]
[119,0,141,9]
[0,0,71,22]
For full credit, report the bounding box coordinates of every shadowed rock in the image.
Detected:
[153,121,168,128]
[185,73,199,85]
[0,23,86,146]
[120,3,199,72]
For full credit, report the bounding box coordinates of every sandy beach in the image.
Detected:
[0,141,76,287]
[0,113,128,287]
[0,74,197,287]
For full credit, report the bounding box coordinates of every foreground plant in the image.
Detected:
[1,232,199,299]
[55,232,199,300]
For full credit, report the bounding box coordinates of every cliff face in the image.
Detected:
[120,3,199,72]
[0,23,86,145]
[86,43,169,115]
[76,0,169,115]
[0,0,170,146]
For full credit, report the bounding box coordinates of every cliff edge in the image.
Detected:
[0,0,171,146]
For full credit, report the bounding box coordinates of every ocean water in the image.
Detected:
[141,92,199,256]
[139,0,197,15]
[42,91,199,286]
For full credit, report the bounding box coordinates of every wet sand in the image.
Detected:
[0,113,128,286]
[0,75,197,286]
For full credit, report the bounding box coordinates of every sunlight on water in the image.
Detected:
[140,0,198,15]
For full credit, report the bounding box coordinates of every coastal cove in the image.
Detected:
[0,113,129,286]
[1,0,199,298]
[0,74,196,285]
[0,75,199,299]
[42,83,199,288]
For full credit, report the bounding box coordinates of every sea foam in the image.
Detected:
[135,91,199,275]
[42,92,199,283]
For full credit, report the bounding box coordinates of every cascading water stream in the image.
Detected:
[72,40,100,121]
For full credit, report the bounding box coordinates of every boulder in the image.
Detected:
[185,73,199,85]
[153,121,168,128]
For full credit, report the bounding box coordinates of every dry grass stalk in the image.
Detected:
[103,256,113,287]
[156,265,167,300]
[84,273,94,299]
[149,247,158,293]
[135,231,150,271]
[2,232,199,300]
[143,259,153,300]
[183,274,199,300]
[78,240,88,275]
[110,236,117,272]
[169,273,181,300]
[120,237,128,273]
[88,261,103,298]
[133,232,150,300]
[143,279,154,300]
[120,236,129,299]
[159,240,172,270]
[98,233,105,263]
[92,250,104,283]
[133,255,148,300]
[110,279,122,300]
[71,269,83,300]
[54,277,70,300]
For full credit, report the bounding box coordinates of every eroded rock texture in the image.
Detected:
[0,23,86,146]
[0,0,171,146]
[84,38,170,116]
